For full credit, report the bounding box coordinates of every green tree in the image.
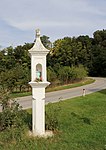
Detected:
[77,35,93,69]
[51,37,83,67]
[13,43,32,69]
[91,29,106,76]
[58,66,72,84]
[58,65,88,84]
[0,69,17,92]
[15,65,31,92]
[51,38,73,67]
[71,65,88,80]
[0,51,6,72]
[41,35,52,49]
[1,46,16,70]
[47,66,57,82]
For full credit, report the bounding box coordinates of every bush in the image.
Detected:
[47,66,57,82]
[58,65,88,84]
[47,66,61,87]
[71,65,88,80]
[58,66,72,84]
[0,90,29,131]
[45,102,61,131]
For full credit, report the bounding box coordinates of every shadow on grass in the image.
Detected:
[87,88,106,95]
[71,112,91,125]
[98,89,106,95]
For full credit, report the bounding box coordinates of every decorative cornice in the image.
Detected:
[29,81,50,88]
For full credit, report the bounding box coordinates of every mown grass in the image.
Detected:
[10,78,95,98]
[0,89,106,150]
[10,91,31,98]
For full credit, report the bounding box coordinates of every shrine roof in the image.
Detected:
[29,29,49,53]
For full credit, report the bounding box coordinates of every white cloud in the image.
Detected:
[5,19,91,31]
[0,0,106,47]
[1,0,106,29]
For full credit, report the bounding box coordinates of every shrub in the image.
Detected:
[0,90,29,131]
[58,66,72,84]
[47,66,57,82]
[45,102,61,131]
[58,65,88,83]
[71,65,88,80]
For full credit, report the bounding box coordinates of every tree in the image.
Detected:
[13,43,33,69]
[47,66,58,86]
[0,69,17,92]
[76,35,93,69]
[91,30,106,76]
[51,37,84,67]
[51,38,73,67]
[0,51,6,72]
[0,46,16,70]
[15,65,31,92]
[58,66,72,84]
[41,35,52,49]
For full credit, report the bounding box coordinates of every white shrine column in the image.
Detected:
[29,29,50,136]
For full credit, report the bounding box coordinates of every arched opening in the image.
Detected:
[36,64,42,81]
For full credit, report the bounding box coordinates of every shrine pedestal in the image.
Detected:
[29,82,50,136]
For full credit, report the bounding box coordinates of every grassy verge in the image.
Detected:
[10,78,95,98]
[0,89,106,150]
[46,78,95,92]
[10,91,31,98]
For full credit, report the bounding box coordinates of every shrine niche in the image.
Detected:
[36,64,42,82]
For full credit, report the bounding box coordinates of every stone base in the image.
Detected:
[28,130,53,138]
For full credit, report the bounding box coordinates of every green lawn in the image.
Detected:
[0,89,106,150]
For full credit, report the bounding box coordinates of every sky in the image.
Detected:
[0,0,106,48]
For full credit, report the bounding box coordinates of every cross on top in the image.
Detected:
[36,29,40,38]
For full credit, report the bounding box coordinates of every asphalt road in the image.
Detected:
[0,77,106,111]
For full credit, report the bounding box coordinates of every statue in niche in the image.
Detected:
[35,69,42,82]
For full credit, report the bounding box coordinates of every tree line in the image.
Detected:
[48,29,106,77]
[0,29,106,92]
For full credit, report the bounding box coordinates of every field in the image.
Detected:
[0,89,106,150]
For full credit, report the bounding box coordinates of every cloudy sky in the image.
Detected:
[0,0,106,48]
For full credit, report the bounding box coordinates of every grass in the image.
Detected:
[10,91,31,98]
[10,78,95,98]
[46,78,95,92]
[0,89,106,150]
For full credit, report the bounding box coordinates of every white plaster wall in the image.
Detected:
[29,82,50,136]
[32,98,45,135]
[32,87,45,100]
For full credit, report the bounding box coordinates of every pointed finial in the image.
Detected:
[36,29,40,38]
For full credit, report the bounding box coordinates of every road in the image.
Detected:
[0,77,106,111]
